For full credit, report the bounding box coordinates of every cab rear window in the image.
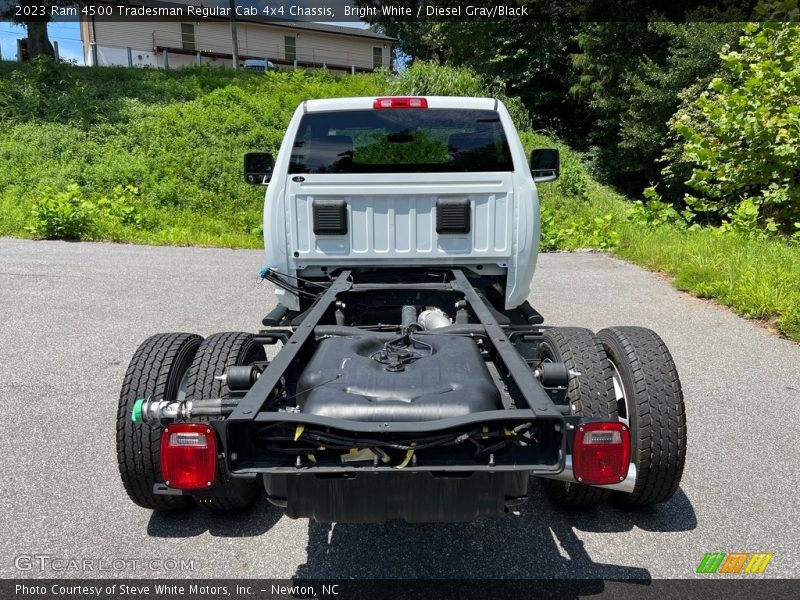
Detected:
[288,109,513,174]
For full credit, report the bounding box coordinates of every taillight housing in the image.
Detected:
[160,423,217,490]
[572,421,630,485]
[373,96,428,109]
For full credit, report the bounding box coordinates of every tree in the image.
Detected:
[0,1,79,59]
[672,21,800,230]
[570,17,741,196]
[428,21,580,133]
[353,2,581,133]
[353,1,443,63]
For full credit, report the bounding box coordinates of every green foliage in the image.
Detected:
[538,180,630,251]
[5,59,800,342]
[673,22,800,231]
[97,185,145,227]
[570,20,741,195]
[424,22,579,133]
[519,131,588,200]
[627,186,696,229]
[26,182,146,240]
[0,59,606,251]
[616,224,800,341]
[0,62,389,247]
[390,61,532,130]
[26,183,97,240]
[0,57,252,125]
[0,60,539,247]
[541,211,619,251]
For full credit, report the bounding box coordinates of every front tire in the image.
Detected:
[117,332,203,510]
[537,327,617,507]
[597,327,686,506]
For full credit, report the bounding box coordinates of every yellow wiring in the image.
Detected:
[395,443,416,469]
[294,425,304,441]
[307,454,317,463]
[341,448,378,463]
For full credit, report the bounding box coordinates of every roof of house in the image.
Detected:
[109,1,395,42]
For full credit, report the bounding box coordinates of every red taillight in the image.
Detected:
[160,423,217,490]
[572,421,630,485]
[373,96,428,109]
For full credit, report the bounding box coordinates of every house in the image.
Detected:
[79,0,394,73]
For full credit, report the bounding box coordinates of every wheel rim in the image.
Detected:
[175,368,190,403]
[609,360,630,427]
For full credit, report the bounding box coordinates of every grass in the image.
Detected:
[0,59,389,248]
[615,226,800,341]
[1,58,798,342]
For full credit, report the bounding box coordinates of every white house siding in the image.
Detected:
[81,18,391,71]
[292,28,391,70]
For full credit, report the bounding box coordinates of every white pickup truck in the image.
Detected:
[117,96,686,522]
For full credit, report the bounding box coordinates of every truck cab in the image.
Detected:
[245,96,559,311]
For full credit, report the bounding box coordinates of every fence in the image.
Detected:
[147,28,380,72]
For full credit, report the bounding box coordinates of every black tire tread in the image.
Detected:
[185,332,266,511]
[117,332,202,510]
[538,327,617,507]
[598,327,686,507]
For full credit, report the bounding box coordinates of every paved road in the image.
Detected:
[1,238,798,580]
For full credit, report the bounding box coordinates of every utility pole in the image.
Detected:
[228,0,239,68]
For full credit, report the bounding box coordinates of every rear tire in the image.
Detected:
[117,333,202,510]
[537,327,617,507]
[597,327,686,507]
[185,332,266,511]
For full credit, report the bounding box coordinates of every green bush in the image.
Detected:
[25,182,150,240]
[27,183,97,240]
[627,186,695,229]
[519,131,589,200]
[672,22,800,231]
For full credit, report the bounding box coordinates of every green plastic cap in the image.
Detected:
[131,398,145,424]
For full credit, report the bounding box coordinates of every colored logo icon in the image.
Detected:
[696,552,773,574]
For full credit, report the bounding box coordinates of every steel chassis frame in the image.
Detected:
[217,269,577,476]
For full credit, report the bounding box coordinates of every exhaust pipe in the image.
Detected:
[418,308,451,330]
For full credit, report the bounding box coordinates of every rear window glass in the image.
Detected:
[288,109,513,174]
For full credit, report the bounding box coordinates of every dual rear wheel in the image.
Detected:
[117,331,265,511]
[537,326,686,508]
[117,326,686,512]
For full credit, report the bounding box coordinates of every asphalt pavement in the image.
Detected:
[1,238,798,580]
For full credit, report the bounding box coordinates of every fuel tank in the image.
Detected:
[296,334,500,422]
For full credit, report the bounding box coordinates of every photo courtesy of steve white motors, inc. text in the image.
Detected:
[14,583,340,597]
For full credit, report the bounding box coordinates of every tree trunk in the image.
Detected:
[26,20,54,59]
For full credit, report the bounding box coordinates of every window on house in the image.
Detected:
[285,36,296,62]
[181,24,195,51]
[373,46,383,69]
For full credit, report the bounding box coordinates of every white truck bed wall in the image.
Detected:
[263,96,540,310]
